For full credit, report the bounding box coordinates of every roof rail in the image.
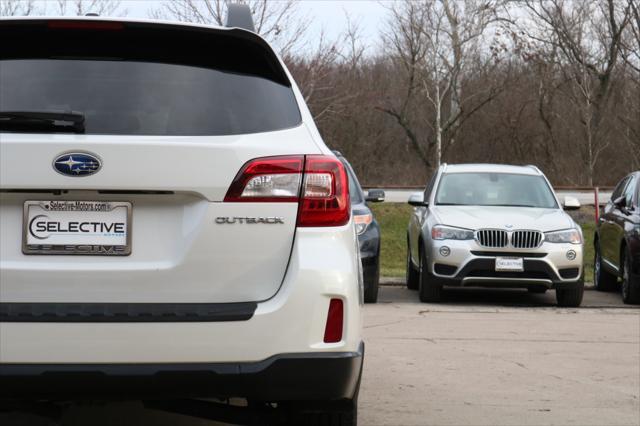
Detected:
[441,163,448,173]
[226,3,256,32]
[525,164,542,174]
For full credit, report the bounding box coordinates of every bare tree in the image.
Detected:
[1,0,123,16]
[151,0,308,56]
[44,0,125,16]
[0,0,37,16]
[521,0,631,185]
[380,0,509,169]
[618,0,640,169]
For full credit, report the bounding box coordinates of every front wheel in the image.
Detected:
[556,281,584,307]
[363,256,380,304]
[418,248,442,303]
[594,243,618,291]
[621,248,640,305]
[406,237,419,290]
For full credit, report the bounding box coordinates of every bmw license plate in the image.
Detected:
[495,257,524,272]
[23,201,131,255]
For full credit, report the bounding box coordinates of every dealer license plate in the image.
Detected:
[495,257,524,272]
[23,200,131,255]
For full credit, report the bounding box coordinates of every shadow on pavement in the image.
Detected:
[377,284,634,309]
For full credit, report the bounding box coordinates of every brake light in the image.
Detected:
[224,155,350,227]
[48,21,125,31]
[298,155,350,227]
[224,156,304,202]
[324,298,344,343]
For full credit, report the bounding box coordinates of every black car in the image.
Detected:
[335,152,385,303]
[594,171,640,304]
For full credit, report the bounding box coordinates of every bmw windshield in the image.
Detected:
[435,172,558,209]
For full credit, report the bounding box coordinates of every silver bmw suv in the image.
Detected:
[406,164,585,307]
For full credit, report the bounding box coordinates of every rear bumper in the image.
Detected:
[0,342,364,401]
[0,225,363,364]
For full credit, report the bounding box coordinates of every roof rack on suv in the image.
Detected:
[226,3,256,32]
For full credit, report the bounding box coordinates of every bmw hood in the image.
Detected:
[431,206,575,232]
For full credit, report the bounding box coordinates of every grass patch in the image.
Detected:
[370,203,414,277]
[371,203,596,282]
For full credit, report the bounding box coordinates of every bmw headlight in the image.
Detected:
[431,225,474,241]
[545,228,582,244]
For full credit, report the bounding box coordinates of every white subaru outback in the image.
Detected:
[0,15,363,424]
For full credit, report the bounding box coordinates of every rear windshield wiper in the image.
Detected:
[0,110,85,134]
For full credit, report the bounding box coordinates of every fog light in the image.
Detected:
[439,246,451,257]
[566,250,576,261]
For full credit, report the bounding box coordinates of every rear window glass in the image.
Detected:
[0,22,301,136]
[1,60,301,136]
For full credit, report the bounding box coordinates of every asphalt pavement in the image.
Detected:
[2,286,638,426]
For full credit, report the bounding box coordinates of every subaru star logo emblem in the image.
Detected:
[53,152,101,177]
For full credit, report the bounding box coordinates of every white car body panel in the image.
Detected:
[431,206,575,233]
[0,225,363,363]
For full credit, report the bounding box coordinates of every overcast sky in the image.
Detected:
[121,0,390,53]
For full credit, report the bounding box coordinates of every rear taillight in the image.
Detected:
[297,156,350,227]
[224,155,350,227]
[324,298,344,343]
[224,156,304,202]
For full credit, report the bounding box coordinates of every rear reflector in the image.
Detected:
[323,299,344,343]
[48,21,125,31]
[224,155,350,227]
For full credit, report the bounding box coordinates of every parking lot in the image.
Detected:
[361,286,639,426]
[4,286,638,426]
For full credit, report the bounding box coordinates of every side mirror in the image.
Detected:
[563,196,581,210]
[408,192,427,207]
[365,189,385,203]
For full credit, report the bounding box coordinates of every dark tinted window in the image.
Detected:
[623,175,637,208]
[0,59,301,136]
[0,22,300,136]
[342,161,363,204]
[612,177,630,202]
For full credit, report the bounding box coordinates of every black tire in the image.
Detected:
[280,400,357,426]
[418,248,442,303]
[363,256,380,304]
[528,286,547,294]
[406,237,419,290]
[594,242,618,291]
[556,281,584,307]
[621,248,640,305]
